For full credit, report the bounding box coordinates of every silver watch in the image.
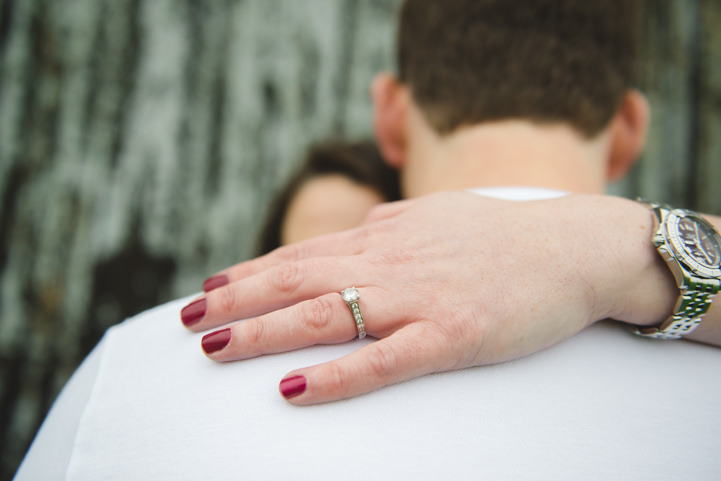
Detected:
[633,201,721,339]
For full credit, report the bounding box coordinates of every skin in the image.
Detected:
[184,74,721,405]
[281,174,387,246]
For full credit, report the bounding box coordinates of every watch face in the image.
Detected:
[666,210,721,278]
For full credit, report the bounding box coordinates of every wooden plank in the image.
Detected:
[696,0,721,214]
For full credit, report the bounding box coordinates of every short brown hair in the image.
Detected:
[397,0,641,138]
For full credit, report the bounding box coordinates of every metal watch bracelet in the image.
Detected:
[633,199,721,339]
[636,280,717,339]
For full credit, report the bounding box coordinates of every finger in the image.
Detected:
[202,226,368,293]
[361,198,417,225]
[277,322,453,405]
[200,288,390,360]
[183,256,370,331]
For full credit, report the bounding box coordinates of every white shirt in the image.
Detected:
[15,188,721,480]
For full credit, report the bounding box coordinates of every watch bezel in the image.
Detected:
[662,209,721,279]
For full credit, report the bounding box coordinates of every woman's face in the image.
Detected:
[281,174,387,246]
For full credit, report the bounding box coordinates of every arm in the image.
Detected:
[183,192,720,404]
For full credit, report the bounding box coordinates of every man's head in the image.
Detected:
[397,0,640,138]
[372,0,649,196]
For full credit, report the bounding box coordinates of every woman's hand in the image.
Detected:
[181,191,676,404]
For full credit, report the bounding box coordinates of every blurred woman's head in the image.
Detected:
[257,140,401,254]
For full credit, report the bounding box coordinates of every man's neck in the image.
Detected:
[402,120,611,198]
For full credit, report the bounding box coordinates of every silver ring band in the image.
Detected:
[340,287,366,340]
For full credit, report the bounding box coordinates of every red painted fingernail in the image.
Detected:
[203,274,229,292]
[280,375,306,399]
[202,328,231,354]
[181,298,206,326]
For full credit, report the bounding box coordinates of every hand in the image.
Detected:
[182,191,676,404]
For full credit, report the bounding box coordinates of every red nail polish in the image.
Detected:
[202,328,231,354]
[280,375,306,399]
[181,298,206,326]
[203,274,229,292]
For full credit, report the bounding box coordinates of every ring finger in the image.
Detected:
[200,287,391,361]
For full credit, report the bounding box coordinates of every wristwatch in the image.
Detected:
[634,201,721,339]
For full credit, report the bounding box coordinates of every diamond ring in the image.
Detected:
[340,287,366,340]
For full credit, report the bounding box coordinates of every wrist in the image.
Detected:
[587,196,677,327]
[628,203,721,339]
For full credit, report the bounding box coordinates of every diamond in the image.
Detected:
[341,287,359,303]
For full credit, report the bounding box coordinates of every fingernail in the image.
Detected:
[202,328,231,354]
[181,298,206,326]
[203,274,229,292]
[280,375,306,399]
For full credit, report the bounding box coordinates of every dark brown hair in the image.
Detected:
[397,0,641,138]
[256,140,401,255]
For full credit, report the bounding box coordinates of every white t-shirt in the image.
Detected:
[15,188,721,480]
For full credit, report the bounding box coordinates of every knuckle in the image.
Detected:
[365,343,398,380]
[300,297,334,332]
[245,317,265,346]
[270,262,303,295]
[274,242,304,263]
[345,222,382,255]
[216,285,239,315]
[368,246,414,266]
[323,362,347,395]
[364,203,388,223]
[438,314,473,344]
[431,314,483,368]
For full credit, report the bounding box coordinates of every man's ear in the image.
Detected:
[371,72,408,169]
[606,89,650,182]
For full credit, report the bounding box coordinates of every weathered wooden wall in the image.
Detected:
[0,0,719,478]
